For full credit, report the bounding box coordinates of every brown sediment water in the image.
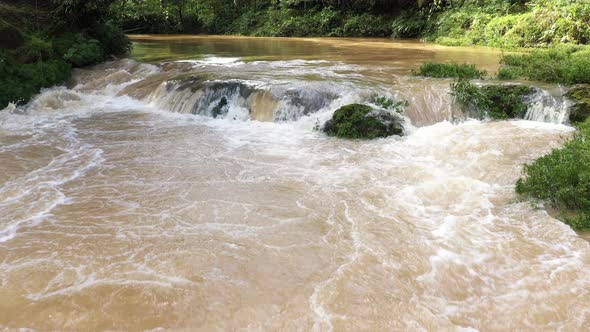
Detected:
[0,36,588,331]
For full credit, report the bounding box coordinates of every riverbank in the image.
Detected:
[0,1,130,108]
[112,0,590,49]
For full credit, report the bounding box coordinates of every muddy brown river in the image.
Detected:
[0,36,589,331]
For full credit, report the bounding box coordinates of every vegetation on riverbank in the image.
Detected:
[516,116,590,230]
[111,0,590,49]
[0,1,130,108]
[498,46,590,84]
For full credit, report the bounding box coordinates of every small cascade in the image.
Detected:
[525,88,571,124]
[141,76,345,121]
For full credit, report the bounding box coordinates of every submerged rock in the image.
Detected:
[323,104,404,139]
[566,85,590,123]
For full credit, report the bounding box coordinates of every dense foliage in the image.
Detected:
[110,0,590,47]
[323,104,404,139]
[516,119,590,230]
[0,0,130,108]
[451,79,534,119]
[414,63,486,79]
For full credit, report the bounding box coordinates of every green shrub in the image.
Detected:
[230,10,261,35]
[414,62,487,79]
[53,33,102,67]
[17,34,54,63]
[391,11,429,38]
[323,104,404,139]
[421,0,590,48]
[451,79,534,119]
[89,21,132,57]
[65,38,101,67]
[341,13,391,37]
[516,119,590,230]
[0,52,71,107]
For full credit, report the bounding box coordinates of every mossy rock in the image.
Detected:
[566,85,590,123]
[323,104,404,139]
[0,24,25,49]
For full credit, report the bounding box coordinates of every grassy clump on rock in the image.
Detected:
[451,79,534,119]
[323,104,404,139]
[414,63,487,79]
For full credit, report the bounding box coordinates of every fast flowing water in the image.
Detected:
[1,36,589,331]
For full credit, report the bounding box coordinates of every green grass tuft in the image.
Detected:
[414,62,487,79]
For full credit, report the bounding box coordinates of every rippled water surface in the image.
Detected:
[1,36,589,331]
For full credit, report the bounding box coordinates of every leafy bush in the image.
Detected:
[391,11,429,38]
[17,34,54,63]
[323,104,404,139]
[53,33,102,67]
[516,120,590,230]
[252,7,341,37]
[340,13,391,37]
[451,79,534,119]
[499,46,590,84]
[89,21,132,57]
[426,0,590,48]
[414,62,487,79]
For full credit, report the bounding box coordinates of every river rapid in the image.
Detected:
[1,36,589,331]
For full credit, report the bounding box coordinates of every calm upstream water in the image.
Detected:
[1,35,589,331]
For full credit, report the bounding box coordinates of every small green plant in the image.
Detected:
[370,95,408,114]
[89,21,132,57]
[451,79,534,119]
[414,62,487,79]
[323,104,404,139]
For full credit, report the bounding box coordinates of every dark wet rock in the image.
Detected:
[566,85,590,123]
[174,75,208,92]
[211,96,228,118]
[323,104,404,139]
[276,89,339,121]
